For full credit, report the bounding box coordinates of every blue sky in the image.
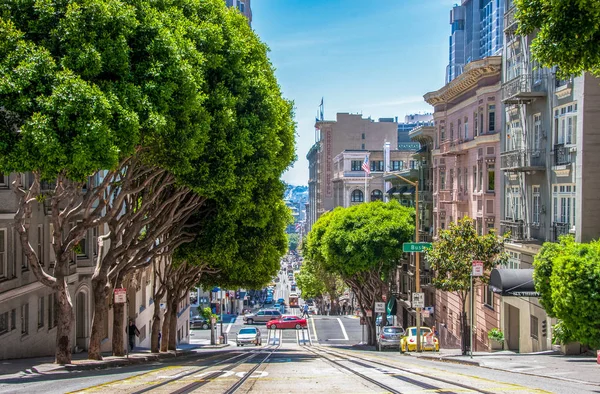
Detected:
[252,0,457,186]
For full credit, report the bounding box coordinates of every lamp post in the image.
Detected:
[387,172,422,352]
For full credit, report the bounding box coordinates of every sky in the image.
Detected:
[252,0,457,186]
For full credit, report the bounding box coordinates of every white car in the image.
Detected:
[236,327,262,346]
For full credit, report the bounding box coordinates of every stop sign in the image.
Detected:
[382,294,387,301]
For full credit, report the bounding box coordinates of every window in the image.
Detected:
[351,190,364,202]
[457,169,462,192]
[474,112,478,136]
[22,249,28,272]
[37,225,44,267]
[554,104,577,145]
[10,309,16,330]
[450,123,454,141]
[361,143,365,150]
[532,186,541,225]
[21,303,29,336]
[0,229,6,280]
[488,105,495,132]
[92,227,99,257]
[391,161,403,171]
[370,160,384,172]
[483,285,494,308]
[505,186,522,220]
[504,251,521,269]
[0,174,7,188]
[362,133,365,140]
[351,160,362,171]
[463,168,468,192]
[457,119,461,141]
[533,114,542,151]
[449,169,454,190]
[0,311,7,335]
[238,1,245,13]
[530,315,539,340]
[440,170,446,190]
[486,200,494,214]
[464,117,468,140]
[48,293,57,329]
[38,296,45,329]
[487,164,495,191]
[371,190,383,201]
[552,184,576,225]
[478,165,483,192]
[409,160,416,169]
[472,166,477,192]
[440,126,445,141]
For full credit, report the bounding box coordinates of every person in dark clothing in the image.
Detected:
[126,319,140,351]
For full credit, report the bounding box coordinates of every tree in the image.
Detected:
[425,217,507,355]
[304,200,414,345]
[288,233,300,251]
[533,236,600,348]
[515,0,600,78]
[1,0,295,363]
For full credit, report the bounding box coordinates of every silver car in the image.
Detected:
[377,326,405,351]
[236,327,261,346]
[243,309,282,324]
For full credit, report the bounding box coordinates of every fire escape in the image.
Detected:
[499,5,547,242]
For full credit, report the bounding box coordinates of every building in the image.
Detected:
[447,0,504,83]
[0,173,190,360]
[398,113,433,149]
[306,113,398,231]
[225,0,252,25]
[490,0,600,354]
[424,56,503,350]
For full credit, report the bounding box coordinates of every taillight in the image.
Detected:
[409,338,414,343]
[380,334,385,339]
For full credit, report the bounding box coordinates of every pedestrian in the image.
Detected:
[342,304,346,315]
[302,303,309,318]
[126,319,140,352]
[158,330,162,347]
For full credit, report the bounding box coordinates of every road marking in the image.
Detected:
[225,322,233,334]
[336,318,349,340]
[310,316,318,341]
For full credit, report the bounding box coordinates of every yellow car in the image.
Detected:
[400,326,439,352]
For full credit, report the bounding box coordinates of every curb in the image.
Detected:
[415,354,481,367]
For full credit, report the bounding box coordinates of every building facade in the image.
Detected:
[225,0,252,25]
[447,0,504,83]
[306,113,398,231]
[494,0,600,353]
[424,56,503,350]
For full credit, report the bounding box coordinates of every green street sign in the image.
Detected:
[402,242,433,253]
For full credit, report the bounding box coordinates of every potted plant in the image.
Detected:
[488,328,504,351]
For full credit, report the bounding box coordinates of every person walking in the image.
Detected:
[126,319,140,352]
[302,303,309,319]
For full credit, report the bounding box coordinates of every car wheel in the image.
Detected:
[202,323,209,330]
[247,319,253,325]
[295,324,302,329]
[271,324,277,330]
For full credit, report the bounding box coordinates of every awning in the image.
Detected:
[386,186,398,194]
[489,268,539,297]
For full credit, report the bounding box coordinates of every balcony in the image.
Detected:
[440,139,465,156]
[418,191,432,203]
[501,219,525,241]
[500,149,546,171]
[552,222,572,242]
[504,5,517,33]
[502,74,547,104]
[438,190,452,203]
[553,144,573,166]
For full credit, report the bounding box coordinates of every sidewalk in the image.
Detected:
[0,342,230,379]
[405,348,600,386]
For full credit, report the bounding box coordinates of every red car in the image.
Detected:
[266,315,308,330]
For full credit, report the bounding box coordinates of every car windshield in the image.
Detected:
[408,328,432,336]
[383,327,403,334]
[238,328,256,335]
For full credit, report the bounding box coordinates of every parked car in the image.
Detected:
[190,316,210,330]
[266,315,308,330]
[400,326,439,352]
[377,326,405,351]
[243,309,282,324]
[236,327,262,346]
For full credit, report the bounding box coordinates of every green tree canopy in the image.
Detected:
[515,0,600,78]
[288,233,299,251]
[533,236,600,348]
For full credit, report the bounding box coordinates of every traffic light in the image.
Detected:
[541,320,547,337]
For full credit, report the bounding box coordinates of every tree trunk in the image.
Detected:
[461,310,468,356]
[55,276,74,364]
[112,275,126,357]
[88,274,108,360]
[160,294,172,352]
[168,299,178,350]
[151,301,162,353]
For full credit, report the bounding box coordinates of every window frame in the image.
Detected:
[38,296,45,329]
[351,160,362,171]
[532,185,541,225]
[530,315,539,340]
[351,189,364,203]
[483,285,494,309]
[21,303,29,337]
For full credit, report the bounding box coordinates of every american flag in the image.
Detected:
[362,155,370,174]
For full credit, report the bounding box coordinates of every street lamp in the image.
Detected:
[387,171,423,353]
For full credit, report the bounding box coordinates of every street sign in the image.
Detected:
[422,310,430,318]
[374,302,386,313]
[472,260,484,277]
[114,288,127,304]
[403,242,433,253]
[365,309,373,317]
[412,292,425,308]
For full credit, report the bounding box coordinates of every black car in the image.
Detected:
[190,315,210,329]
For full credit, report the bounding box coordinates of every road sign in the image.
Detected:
[114,288,127,304]
[472,260,484,277]
[365,309,373,317]
[374,302,386,313]
[403,242,433,253]
[422,310,430,318]
[412,292,425,308]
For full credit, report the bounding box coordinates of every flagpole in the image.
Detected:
[365,171,368,202]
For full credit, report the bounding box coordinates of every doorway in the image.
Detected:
[76,291,88,350]
[505,304,520,351]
